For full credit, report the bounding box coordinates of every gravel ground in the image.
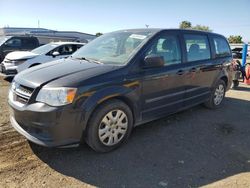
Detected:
[0,75,250,188]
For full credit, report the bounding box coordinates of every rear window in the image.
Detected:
[213,37,231,57]
[184,34,211,62]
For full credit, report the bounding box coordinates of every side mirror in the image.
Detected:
[52,51,60,57]
[143,54,164,68]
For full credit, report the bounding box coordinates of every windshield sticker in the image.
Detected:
[129,34,146,40]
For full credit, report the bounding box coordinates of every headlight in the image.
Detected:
[13,60,26,65]
[5,59,26,65]
[36,87,77,106]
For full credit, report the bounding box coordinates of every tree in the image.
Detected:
[96,32,103,37]
[179,21,212,32]
[228,35,243,43]
[192,24,212,32]
[179,21,192,29]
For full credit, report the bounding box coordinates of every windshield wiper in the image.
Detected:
[75,57,103,65]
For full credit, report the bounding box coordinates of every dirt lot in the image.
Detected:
[0,76,250,188]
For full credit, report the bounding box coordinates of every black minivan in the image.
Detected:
[0,36,39,62]
[8,29,233,152]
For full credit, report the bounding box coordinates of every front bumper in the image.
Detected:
[9,100,84,147]
[0,63,17,76]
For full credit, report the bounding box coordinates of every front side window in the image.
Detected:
[49,44,81,55]
[72,31,155,65]
[32,43,59,55]
[5,38,21,48]
[145,35,182,65]
[184,34,211,62]
[213,37,231,57]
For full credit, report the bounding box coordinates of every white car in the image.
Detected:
[0,42,84,76]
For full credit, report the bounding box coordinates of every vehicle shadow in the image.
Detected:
[31,97,250,188]
[231,85,250,92]
[3,76,14,83]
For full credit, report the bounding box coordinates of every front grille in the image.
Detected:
[13,83,34,104]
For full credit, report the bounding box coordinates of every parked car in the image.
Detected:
[1,42,84,75]
[232,48,243,58]
[231,47,249,59]
[9,29,233,152]
[0,36,39,63]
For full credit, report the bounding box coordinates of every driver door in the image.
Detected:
[141,32,188,121]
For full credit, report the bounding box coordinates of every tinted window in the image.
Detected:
[22,38,37,49]
[213,37,231,57]
[5,38,21,48]
[184,34,211,62]
[145,35,181,65]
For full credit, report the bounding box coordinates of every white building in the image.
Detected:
[0,27,96,44]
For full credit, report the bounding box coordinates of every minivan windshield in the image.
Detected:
[0,36,11,46]
[31,43,59,55]
[72,30,154,65]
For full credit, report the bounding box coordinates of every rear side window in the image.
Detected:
[22,38,38,49]
[213,37,231,57]
[184,34,211,62]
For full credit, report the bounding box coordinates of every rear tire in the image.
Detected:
[204,80,226,109]
[85,99,133,152]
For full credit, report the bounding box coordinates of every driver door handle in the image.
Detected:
[189,67,197,72]
[176,70,184,75]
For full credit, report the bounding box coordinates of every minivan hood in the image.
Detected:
[6,51,39,60]
[15,58,116,88]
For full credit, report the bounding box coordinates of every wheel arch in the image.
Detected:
[213,70,231,91]
[220,75,228,87]
[29,63,41,68]
[78,86,140,137]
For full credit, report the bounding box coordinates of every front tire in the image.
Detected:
[85,99,133,152]
[204,80,226,109]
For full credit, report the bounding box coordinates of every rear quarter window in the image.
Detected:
[184,34,211,62]
[213,36,231,58]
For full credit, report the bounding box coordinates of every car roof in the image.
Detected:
[49,41,85,45]
[114,28,225,38]
[5,35,37,38]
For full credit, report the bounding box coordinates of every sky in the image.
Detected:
[0,0,249,41]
